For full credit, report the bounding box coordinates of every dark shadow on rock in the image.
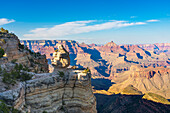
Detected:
[95,94,170,113]
[80,47,109,77]
[138,46,151,56]
[124,56,139,64]
[66,41,84,68]
[120,46,130,52]
[91,78,114,90]
[136,53,143,59]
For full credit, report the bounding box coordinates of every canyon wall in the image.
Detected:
[20,40,170,78]
[0,69,97,113]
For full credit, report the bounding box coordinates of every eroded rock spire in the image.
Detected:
[51,44,70,68]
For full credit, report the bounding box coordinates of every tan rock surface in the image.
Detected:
[0,32,48,73]
[52,45,70,68]
[108,65,170,99]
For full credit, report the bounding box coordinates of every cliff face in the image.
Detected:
[0,68,97,113]
[0,33,48,73]
[25,69,96,113]
[0,36,97,113]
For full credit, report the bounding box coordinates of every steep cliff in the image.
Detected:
[0,36,97,113]
[0,68,97,113]
[0,32,48,73]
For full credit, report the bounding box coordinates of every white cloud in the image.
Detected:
[24,20,147,38]
[146,19,160,22]
[0,18,15,25]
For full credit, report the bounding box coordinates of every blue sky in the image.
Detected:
[0,0,170,44]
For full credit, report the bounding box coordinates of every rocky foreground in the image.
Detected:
[0,30,97,113]
[0,68,97,113]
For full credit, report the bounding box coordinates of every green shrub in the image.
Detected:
[0,66,2,73]
[20,72,33,82]
[1,64,32,85]
[58,71,64,77]
[0,39,6,43]
[11,59,17,63]
[0,99,20,113]
[2,71,16,85]
[83,67,91,73]
[42,111,48,113]
[18,43,25,49]
[22,66,30,72]
[0,47,5,58]
[0,27,8,33]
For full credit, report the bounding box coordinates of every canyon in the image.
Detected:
[20,40,170,78]
[20,41,170,89]
[20,40,170,112]
[0,31,169,112]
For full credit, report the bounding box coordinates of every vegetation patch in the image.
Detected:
[18,43,25,49]
[11,59,17,63]
[0,64,33,85]
[83,67,91,73]
[0,99,20,113]
[0,47,5,58]
[0,27,9,33]
[121,85,143,95]
[58,71,64,77]
[0,39,6,43]
[142,92,170,104]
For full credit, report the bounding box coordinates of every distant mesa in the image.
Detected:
[104,41,117,47]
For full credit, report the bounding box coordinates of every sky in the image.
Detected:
[0,0,170,44]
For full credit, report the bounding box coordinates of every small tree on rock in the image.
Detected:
[0,47,5,58]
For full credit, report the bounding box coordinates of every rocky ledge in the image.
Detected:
[0,68,97,113]
[0,40,97,113]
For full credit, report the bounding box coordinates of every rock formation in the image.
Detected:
[0,37,97,113]
[0,32,48,73]
[51,44,70,68]
[20,40,170,79]
[20,40,170,106]
[0,66,97,113]
[108,65,170,99]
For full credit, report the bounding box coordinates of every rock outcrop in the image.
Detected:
[25,68,96,113]
[51,45,70,68]
[0,32,48,73]
[0,41,97,113]
[0,67,97,113]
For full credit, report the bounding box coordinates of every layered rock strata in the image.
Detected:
[0,44,97,113]
[0,32,48,73]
